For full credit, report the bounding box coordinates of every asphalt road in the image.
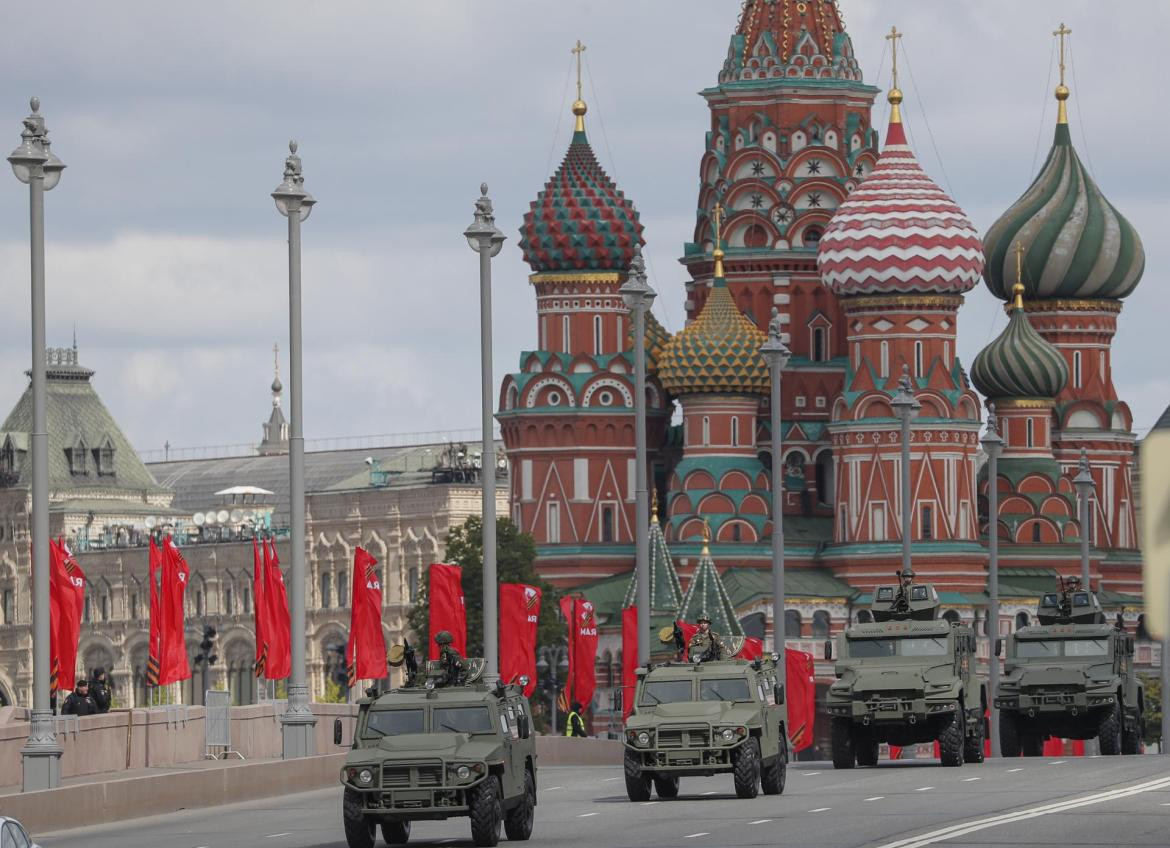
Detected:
[36,755,1170,848]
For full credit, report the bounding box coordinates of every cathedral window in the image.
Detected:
[1073,351,1082,388]
[944,341,951,368]
[101,595,109,621]
[871,503,887,541]
[223,587,232,616]
[812,327,827,362]
[408,567,419,604]
[920,504,934,540]
[1026,418,1035,448]
[547,501,561,543]
[195,590,203,618]
[67,442,88,475]
[812,610,831,638]
[338,570,347,607]
[320,572,332,609]
[838,505,848,542]
[880,342,889,379]
[94,438,115,476]
[784,609,802,638]
[562,316,571,354]
[1015,611,1030,631]
[593,315,603,355]
[914,341,924,378]
[1031,522,1042,543]
[731,417,740,447]
[702,417,711,446]
[2,589,13,625]
[0,441,14,475]
[600,505,615,543]
[1099,351,1106,380]
[854,342,860,368]
[802,227,823,247]
[243,588,251,613]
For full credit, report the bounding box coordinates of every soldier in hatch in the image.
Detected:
[688,615,730,662]
[434,630,467,685]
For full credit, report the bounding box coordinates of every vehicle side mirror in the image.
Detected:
[994,638,1003,658]
[333,717,343,746]
[517,713,531,739]
[774,684,785,706]
[823,640,833,661]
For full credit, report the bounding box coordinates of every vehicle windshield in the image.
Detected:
[365,708,425,738]
[640,680,693,705]
[699,678,753,702]
[432,706,493,734]
[846,636,949,658]
[1016,638,1109,658]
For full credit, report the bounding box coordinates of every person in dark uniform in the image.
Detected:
[61,679,97,716]
[434,630,467,685]
[565,701,587,738]
[90,667,112,714]
[688,615,730,662]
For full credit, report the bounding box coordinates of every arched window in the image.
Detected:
[562,315,571,354]
[320,572,332,609]
[1015,611,1031,631]
[914,341,924,378]
[731,417,740,447]
[593,315,603,355]
[1032,522,1042,543]
[854,342,861,368]
[811,610,831,638]
[601,505,615,542]
[813,327,826,362]
[408,567,420,604]
[880,341,889,379]
[942,610,960,625]
[815,452,835,505]
[943,341,950,368]
[1073,351,1082,388]
[702,416,711,446]
[1026,418,1035,448]
[338,570,348,607]
[784,609,802,638]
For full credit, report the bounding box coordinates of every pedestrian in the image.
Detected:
[61,679,98,716]
[90,667,112,713]
[565,701,587,738]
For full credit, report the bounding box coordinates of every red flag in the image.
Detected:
[570,598,599,710]
[428,563,466,660]
[1043,737,1065,756]
[48,543,61,695]
[1072,739,1086,757]
[252,538,267,678]
[785,648,816,753]
[500,584,541,696]
[740,637,765,661]
[147,538,162,686]
[263,538,291,680]
[158,537,191,686]
[47,540,84,692]
[346,547,387,682]
[621,607,638,719]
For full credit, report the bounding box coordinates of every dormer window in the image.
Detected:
[67,441,88,475]
[93,438,115,476]
[0,440,14,475]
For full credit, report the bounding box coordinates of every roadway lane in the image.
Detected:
[34,756,1170,848]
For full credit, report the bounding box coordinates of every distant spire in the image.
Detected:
[271,343,283,405]
[1013,241,1026,309]
[1054,23,1072,125]
[886,26,904,125]
[711,202,726,280]
[571,40,588,135]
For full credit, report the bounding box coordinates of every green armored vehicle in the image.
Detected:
[623,653,788,801]
[825,570,986,768]
[995,577,1144,756]
[337,645,537,848]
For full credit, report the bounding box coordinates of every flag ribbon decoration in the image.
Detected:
[427,563,467,659]
[499,583,541,697]
[346,547,386,685]
[158,536,191,686]
[252,537,267,679]
[146,536,162,687]
[48,538,85,693]
[559,595,599,712]
[263,537,291,680]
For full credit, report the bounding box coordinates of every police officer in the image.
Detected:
[688,615,728,662]
[61,679,98,716]
[434,630,466,685]
[565,701,587,738]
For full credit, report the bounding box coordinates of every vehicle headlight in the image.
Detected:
[456,765,471,780]
[637,731,651,746]
[721,728,736,742]
[357,768,374,786]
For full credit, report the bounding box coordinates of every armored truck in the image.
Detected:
[622,655,788,801]
[995,577,1144,756]
[825,570,986,768]
[337,655,536,848]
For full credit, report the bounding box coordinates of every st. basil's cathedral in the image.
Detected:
[496,0,1150,726]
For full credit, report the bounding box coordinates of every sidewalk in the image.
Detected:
[0,754,283,797]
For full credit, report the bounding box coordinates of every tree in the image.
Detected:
[1140,672,1162,747]
[407,516,563,660]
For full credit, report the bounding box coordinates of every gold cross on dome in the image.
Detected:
[572,40,587,101]
[1054,23,1071,87]
[1013,241,1026,309]
[886,25,903,90]
[712,202,725,245]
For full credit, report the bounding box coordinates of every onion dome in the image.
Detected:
[628,309,672,374]
[720,0,862,84]
[971,284,1068,401]
[658,237,767,396]
[817,92,984,297]
[982,82,1145,301]
[518,97,643,273]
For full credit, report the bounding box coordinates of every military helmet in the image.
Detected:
[434,630,453,646]
[697,615,712,624]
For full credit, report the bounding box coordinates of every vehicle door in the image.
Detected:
[499,699,525,800]
[756,673,777,756]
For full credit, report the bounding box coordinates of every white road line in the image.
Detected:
[578,812,599,818]
[1050,759,1066,764]
[809,807,831,812]
[916,787,934,792]
[751,819,772,824]
[874,774,1170,848]
[864,796,885,802]
[1161,803,1170,807]
[802,771,821,776]
[641,801,658,807]
[545,785,564,790]
[702,790,718,795]
[603,776,621,781]
[1006,768,1023,773]
[685,834,710,839]
[962,777,981,782]
[263,835,292,840]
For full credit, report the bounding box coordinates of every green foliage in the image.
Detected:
[1140,672,1162,745]
[321,679,348,704]
[407,516,563,663]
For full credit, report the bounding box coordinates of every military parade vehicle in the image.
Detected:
[825,570,986,768]
[337,642,537,848]
[622,643,789,801]
[995,576,1144,756]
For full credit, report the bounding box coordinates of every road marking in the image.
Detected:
[916,786,934,792]
[1050,759,1066,764]
[1006,768,1023,773]
[578,812,599,818]
[809,807,831,812]
[702,790,718,795]
[641,801,658,807]
[802,771,821,776]
[1161,803,1170,807]
[264,835,292,840]
[864,796,885,802]
[873,774,1170,848]
[751,819,772,824]
[962,777,981,782]
[603,776,621,781]
[545,785,563,790]
[685,834,710,839]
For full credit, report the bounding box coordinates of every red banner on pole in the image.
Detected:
[428,563,466,660]
[252,538,267,678]
[621,606,638,720]
[500,584,541,696]
[263,538,291,680]
[158,537,191,686]
[785,648,816,753]
[570,598,599,710]
[347,547,387,682]
[49,539,84,692]
[146,538,162,686]
[559,596,577,706]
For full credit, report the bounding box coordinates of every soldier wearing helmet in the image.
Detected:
[688,615,730,662]
[434,630,467,685]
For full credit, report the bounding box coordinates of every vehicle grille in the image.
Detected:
[381,762,444,788]
[658,726,710,748]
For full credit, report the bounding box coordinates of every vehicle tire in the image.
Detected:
[1021,732,1043,757]
[343,788,376,848]
[938,712,964,767]
[963,709,985,764]
[1098,700,1122,755]
[469,774,503,847]
[653,774,680,799]
[624,749,652,802]
[381,820,411,846]
[761,736,787,796]
[999,710,1021,757]
[1122,708,1142,755]
[855,729,879,767]
[830,717,855,770]
[503,769,535,841]
[732,737,761,799]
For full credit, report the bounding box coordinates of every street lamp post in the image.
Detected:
[760,308,791,687]
[10,97,66,792]
[891,365,921,578]
[272,141,317,758]
[464,184,505,684]
[980,406,1004,757]
[619,248,656,666]
[1073,448,1094,588]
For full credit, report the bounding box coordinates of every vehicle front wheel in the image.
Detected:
[761,736,787,795]
[999,710,1021,757]
[856,730,879,767]
[1121,709,1142,755]
[469,774,503,847]
[1098,700,1122,755]
[1021,732,1043,757]
[624,749,652,802]
[381,820,411,846]
[343,788,376,848]
[732,737,761,799]
[504,768,535,841]
[830,717,855,770]
[653,774,680,799]
[963,710,985,764]
[938,712,964,767]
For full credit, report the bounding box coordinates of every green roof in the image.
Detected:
[678,544,743,637]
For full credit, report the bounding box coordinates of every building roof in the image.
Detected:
[678,541,743,636]
[971,303,1068,401]
[622,509,684,613]
[718,0,863,85]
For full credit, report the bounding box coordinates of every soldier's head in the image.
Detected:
[75,678,89,694]
[434,630,453,647]
[697,615,711,632]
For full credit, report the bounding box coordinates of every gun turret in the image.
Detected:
[871,569,940,622]
[1036,575,1105,625]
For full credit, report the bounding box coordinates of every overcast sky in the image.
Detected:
[0,1,1166,456]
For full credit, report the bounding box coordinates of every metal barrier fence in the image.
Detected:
[203,690,242,759]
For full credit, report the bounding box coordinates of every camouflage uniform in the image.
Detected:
[688,625,729,662]
[434,630,467,685]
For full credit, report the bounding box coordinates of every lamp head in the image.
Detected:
[759,306,791,369]
[980,402,1004,453]
[619,246,656,311]
[9,97,63,186]
[1073,447,1094,491]
[890,363,921,419]
[272,140,315,220]
[464,182,506,255]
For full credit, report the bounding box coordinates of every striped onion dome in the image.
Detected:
[657,278,768,396]
[971,300,1068,400]
[983,122,1145,301]
[817,115,984,296]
